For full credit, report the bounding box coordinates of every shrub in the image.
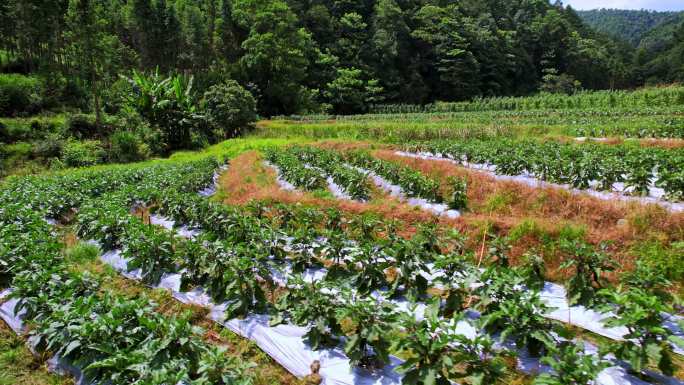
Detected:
[61,140,104,167]
[0,115,65,142]
[103,77,134,114]
[202,80,257,139]
[108,107,164,156]
[0,74,44,116]
[33,132,65,158]
[109,130,147,163]
[67,114,98,139]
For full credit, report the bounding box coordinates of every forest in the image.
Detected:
[579,9,684,85]
[2,0,679,118]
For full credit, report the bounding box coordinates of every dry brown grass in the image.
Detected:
[372,149,684,280]
[218,151,462,235]
[218,145,683,283]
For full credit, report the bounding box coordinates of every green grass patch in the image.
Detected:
[65,242,101,264]
[0,322,71,385]
[630,240,684,281]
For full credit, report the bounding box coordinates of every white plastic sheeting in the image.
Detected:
[198,165,229,197]
[349,165,460,219]
[541,282,684,356]
[264,161,297,191]
[0,290,89,385]
[395,151,684,212]
[302,163,355,201]
[96,239,684,385]
[97,246,405,385]
[149,215,200,239]
[135,212,684,385]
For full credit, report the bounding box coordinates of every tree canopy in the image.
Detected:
[0,0,682,115]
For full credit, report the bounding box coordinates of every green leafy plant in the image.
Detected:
[336,294,399,370]
[271,278,342,350]
[122,225,179,285]
[392,301,460,385]
[193,346,256,385]
[517,251,547,291]
[450,328,508,385]
[447,175,468,210]
[533,341,609,385]
[599,287,677,376]
[560,241,615,307]
[481,287,557,357]
[620,260,673,303]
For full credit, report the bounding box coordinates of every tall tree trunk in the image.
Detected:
[208,0,216,55]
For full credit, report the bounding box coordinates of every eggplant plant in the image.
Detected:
[620,260,673,303]
[122,224,179,285]
[336,294,399,370]
[450,328,508,385]
[392,301,460,385]
[271,278,342,350]
[599,287,676,376]
[533,341,609,385]
[560,240,615,307]
[194,346,256,385]
[480,288,557,357]
[447,175,468,210]
[517,251,547,291]
[383,233,430,301]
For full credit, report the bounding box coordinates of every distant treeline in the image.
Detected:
[578,9,684,86]
[0,0,660,116]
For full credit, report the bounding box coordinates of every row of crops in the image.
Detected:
[274,108,684,140]
[265,146,467,211]
[1,150,683,384]
[368,86,684,113]
[0,159,258,384]
[69,173,684,384]
[406,139,684,203]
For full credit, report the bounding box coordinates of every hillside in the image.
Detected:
[577,9,682,47]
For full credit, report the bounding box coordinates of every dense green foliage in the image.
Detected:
[0,74,43,116]
[577,9,683,47]
[0,0,647,117]
[0,158,257,384]
[577,9,684,85]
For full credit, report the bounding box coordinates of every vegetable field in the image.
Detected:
[3,87,684,385]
